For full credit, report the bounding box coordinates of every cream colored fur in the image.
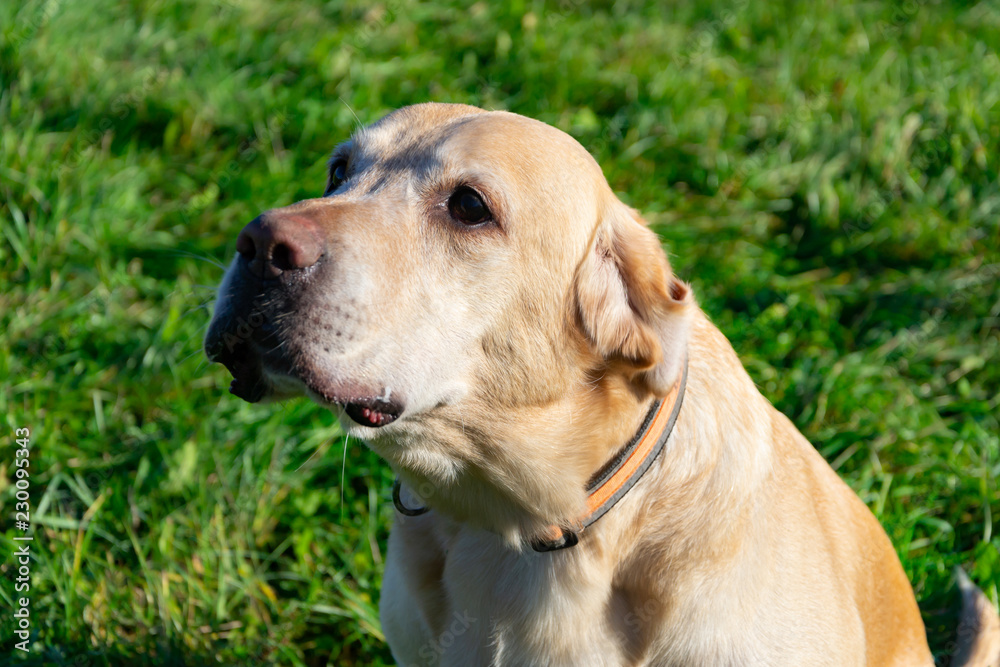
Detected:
[207,102,1000,666]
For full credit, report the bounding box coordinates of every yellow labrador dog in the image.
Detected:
[205,103,1000,666]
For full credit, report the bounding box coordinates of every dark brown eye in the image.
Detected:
[326,159,348,194]
[448,187,491,225]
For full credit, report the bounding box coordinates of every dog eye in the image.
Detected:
[448,187,492,225]
[326,159,348,194]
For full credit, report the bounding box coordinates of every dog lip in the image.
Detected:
[342,398,403,427]
[219,348,269,403]
[205,322,402,423]
[229,374,268,402]
[203,327,270,402]
[303,381,404,428]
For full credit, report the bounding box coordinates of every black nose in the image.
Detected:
[236,212,324,278]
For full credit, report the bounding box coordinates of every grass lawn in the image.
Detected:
[1,0,998,664]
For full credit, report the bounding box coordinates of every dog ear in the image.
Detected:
[574,200,694,394]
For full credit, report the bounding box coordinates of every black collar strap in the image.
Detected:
[392,360,688,553]
[393,477,429,517]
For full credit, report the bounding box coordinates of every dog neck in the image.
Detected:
[381,359,693,550]
[382,313,773,553]
[392,362,687,552]
[527,359,687,551]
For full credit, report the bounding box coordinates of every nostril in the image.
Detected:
[271,243,293,271]
[235,213,323,277]
[236,229,256,260]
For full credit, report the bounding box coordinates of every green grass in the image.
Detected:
[1,0,998,664]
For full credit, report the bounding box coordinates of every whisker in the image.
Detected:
[340,433,351,522]
[168,250,228,271]
[174,319,215,366]
[179,347,207,365]
[294,438,329,474]
[339,97,363,130]
[177,303,214,316]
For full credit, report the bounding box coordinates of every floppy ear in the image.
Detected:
[574,200,694,395]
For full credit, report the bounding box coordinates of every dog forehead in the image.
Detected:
[349,103,481,161]
[353,104,606,188]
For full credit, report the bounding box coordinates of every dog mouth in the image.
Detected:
[317,392,403,428]
[206,332,404,428]
[204,335,270,403]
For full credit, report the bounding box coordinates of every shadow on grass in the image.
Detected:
[7,639,223,667]
[4,588,975,667]
[923,581,976,667]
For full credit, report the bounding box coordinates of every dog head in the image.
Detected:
[205,103,694,542]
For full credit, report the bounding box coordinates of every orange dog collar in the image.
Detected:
[531,360,688,551]
[392,360,688,553]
